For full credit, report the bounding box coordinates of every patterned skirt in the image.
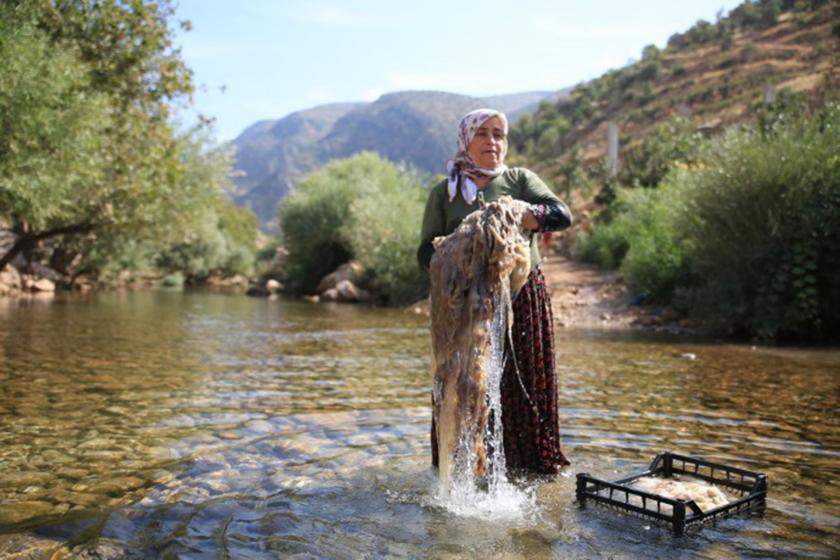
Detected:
[430,267,570,475]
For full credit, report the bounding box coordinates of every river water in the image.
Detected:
[0,290,838,559]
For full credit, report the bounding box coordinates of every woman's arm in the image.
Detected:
[518,169,572,232]
[417,183,446,272]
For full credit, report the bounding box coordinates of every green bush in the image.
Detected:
[278,152,428,303]
[680,101,840,338]
[156,207,256,282]
[573,217,629,270]
[344,166,429,304]
[575,172,693,300]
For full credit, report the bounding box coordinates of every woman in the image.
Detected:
[417,108,572,475]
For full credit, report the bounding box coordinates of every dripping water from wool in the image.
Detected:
[428,196,533,512]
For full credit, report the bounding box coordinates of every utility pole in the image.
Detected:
[607,121,619,179]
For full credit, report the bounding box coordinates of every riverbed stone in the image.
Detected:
[72,539,126,560]
[245,420,275,434]
[0,534,72,560]
[216,431,242,440]
[55,467,90,480]
[0,472,55,488]
[96,476,146,495]
[20,486,48,498]
[78,437,116,450]
[82,450,126,461]
[34,449,74,465]
[144,446,173,461]
[52,488,101,507]
[0,500,54,525]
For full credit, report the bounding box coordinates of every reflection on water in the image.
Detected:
[0,291,838,558]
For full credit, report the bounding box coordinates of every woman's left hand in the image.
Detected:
[522,210,539,232]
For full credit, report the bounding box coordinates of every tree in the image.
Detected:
[0,1,207,276]
[0,10,108,269]
[759,0,783,26]
[154,130,254,282]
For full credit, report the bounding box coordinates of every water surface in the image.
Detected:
[0,291,838,558]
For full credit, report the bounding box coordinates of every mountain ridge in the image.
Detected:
[231,89,568,228]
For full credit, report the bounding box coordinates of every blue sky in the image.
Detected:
[173,1,745,141]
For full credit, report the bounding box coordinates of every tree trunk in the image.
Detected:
[0,223,95,272]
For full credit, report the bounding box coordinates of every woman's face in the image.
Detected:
[468,116,506,169]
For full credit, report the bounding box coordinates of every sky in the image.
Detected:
[173,0,746,141]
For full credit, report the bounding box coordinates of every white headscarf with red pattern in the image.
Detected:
[446,109,509,204]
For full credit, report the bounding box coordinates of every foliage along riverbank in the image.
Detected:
[0,1,258,294]
[269,95,840,342]
[573,95,840,341]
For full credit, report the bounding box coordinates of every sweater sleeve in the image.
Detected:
[417,181,447,272]
[518,168,572,232]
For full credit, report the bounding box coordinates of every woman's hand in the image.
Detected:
[521,209,539,232]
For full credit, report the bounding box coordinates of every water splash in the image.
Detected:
[434,293,537,521]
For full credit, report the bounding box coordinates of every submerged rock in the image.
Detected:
[0,500,54,525]
[0,534,72,559]
[0,472,55,488]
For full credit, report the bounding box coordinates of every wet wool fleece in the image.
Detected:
[429,196,534,489]
[429,197,570,481]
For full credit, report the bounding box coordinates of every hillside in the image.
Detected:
[511,2,839,194]
[231,89,565,228]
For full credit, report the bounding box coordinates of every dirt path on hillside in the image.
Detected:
[541,255,636,329]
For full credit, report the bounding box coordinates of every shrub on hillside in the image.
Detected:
[619,117,704,188]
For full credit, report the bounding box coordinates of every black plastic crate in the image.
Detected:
[576,451,768,536]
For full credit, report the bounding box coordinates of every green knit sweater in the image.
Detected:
[417,167,571,271]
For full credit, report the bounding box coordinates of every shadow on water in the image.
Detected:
[0,290,838,558]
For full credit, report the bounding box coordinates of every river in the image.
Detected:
[0,290,838,558]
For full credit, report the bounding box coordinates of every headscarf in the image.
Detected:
[446,109,509,204]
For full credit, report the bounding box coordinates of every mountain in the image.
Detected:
[230,103,362,221]
[231,89,563,228]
